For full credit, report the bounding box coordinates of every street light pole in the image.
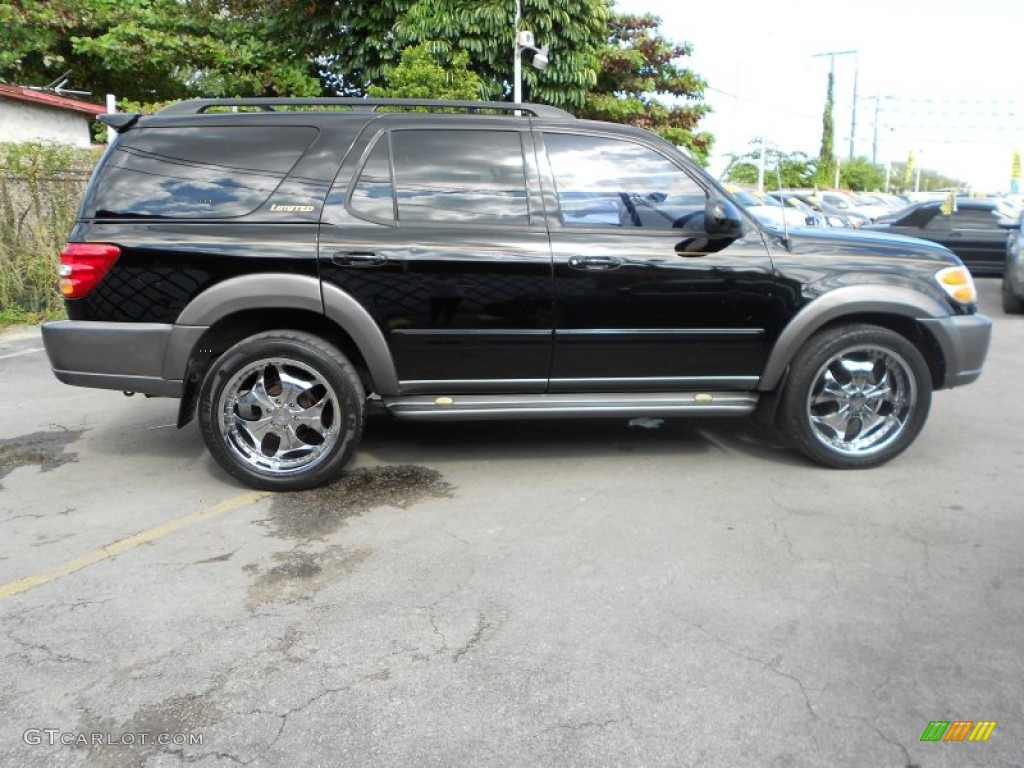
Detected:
[512,0,549,105]
[513,0,523,104]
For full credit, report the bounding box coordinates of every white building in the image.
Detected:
[0,84,105,147]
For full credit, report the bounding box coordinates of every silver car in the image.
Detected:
[1003,211,1024,313]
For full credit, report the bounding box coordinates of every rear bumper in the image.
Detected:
[917,312,992,388]
[41,320,206,397]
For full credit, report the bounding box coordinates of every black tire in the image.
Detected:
[778,324,932,469]
[1002,277,1024,314]
[198,331,364,491]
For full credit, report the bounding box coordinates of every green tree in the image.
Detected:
[816,70,836,187]
[838,156,886,191]
[393,0,609,109]
[265,0,411,97]
[580,13,712,164]
[0,1,321,103]
[367,43,483,100]
[267,0,609,107]
[888,161,965,194]
[1,0,716,159]
[722,142,817,188]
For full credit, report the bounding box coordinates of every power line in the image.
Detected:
[704,86,820,122]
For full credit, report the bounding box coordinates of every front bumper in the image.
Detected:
[41,320,206,397]
[917,312,993,388]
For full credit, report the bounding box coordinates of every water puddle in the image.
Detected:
[0,427,83,487]
[265,464,453,542]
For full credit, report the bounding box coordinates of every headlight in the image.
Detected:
[935,265,977,305]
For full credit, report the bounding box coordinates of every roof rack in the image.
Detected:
[156,97,574,119]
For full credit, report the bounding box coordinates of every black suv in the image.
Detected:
[42,98,992,490]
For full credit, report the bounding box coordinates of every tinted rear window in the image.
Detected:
[84,126,318,219]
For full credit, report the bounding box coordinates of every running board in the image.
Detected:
[382,391,759,421]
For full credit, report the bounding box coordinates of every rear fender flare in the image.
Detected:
[171,273,398,394]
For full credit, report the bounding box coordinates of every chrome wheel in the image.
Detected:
[806,344,916,457]
[219,357,339,476]
[780,325,931,469]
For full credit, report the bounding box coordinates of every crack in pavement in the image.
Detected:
[689,623,820,721]
[4,630,90,665]
[834,714,917,767]
[252,669,391,758]
[428,614,448,654]
[452,612,490,663]
[547,716,635,733]
[771,520,798,561]
[889,525,932,573]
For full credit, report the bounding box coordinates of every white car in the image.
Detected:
[730,188,815,230]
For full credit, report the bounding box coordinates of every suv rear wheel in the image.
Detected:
[779,324,931,469]
[198,331,364,491]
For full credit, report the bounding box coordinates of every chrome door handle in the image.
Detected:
[332,251,386,267]
[568,256,622,270]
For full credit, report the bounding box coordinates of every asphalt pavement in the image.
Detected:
[0,278,1020,767]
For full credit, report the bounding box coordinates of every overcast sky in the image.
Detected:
[612,0,1023,190]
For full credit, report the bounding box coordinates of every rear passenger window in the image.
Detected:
[85,126,318,219]
[350,135,396,222]
[388,130,529,226]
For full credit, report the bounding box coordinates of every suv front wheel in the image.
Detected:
[198,331,365,491]
[779,324,932,469]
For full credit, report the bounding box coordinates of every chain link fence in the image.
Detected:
[0,143,100,320]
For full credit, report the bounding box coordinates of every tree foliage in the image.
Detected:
[263,0,609,108]
[816,71,836,187]
[838,157,886,191]
[888,162,965,194]
[580,13,712,164]
[0,0,321,102]
[0,0,713,156]
[261,0,412,97]
[393,0,609,109]
[722,142,817,188]
[367,43,483,101]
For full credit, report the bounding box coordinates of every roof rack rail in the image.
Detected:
[156,98,575,119]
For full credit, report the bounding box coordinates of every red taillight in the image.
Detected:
[58,243,120,298]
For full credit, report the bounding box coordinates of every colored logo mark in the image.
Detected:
[920,721,997,742]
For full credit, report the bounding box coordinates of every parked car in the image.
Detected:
[865,198,1018,276]
[765,192,835,227]
[41,97,992,490]
[1003,210,1024,313]
[783,191,870,228]
[727,187,815,229]
[818,190,890,222]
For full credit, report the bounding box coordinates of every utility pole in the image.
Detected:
[757,135,766,193]
[869,95,893,165]
[849,58,859,160]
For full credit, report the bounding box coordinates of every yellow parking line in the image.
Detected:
[0,491,270,600]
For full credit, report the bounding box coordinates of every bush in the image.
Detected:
[0,142,100,323]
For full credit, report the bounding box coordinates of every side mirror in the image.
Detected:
[705,197,745,239]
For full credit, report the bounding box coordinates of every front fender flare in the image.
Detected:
[758,284,949,391]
